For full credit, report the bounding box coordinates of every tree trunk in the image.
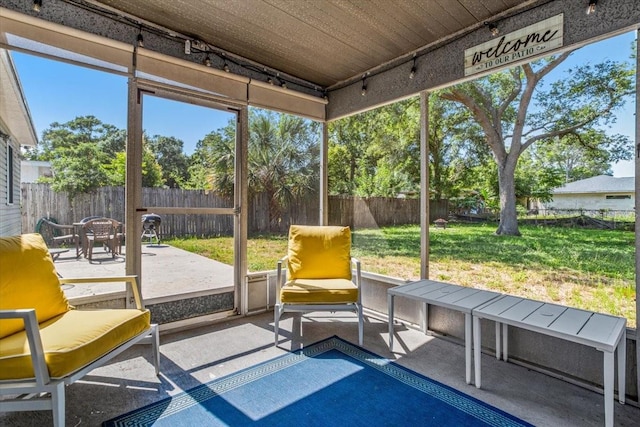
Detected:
[495,160,521,236]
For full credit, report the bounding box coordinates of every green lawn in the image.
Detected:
[166,223,636,327]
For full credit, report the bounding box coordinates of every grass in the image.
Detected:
[166,223,636,327]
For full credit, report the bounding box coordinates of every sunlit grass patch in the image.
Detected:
[166,223,636,327]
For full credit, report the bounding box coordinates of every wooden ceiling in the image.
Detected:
[93,0,540,88]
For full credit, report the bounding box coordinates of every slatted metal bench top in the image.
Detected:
[387,279,502,313]
[473,295,626,352]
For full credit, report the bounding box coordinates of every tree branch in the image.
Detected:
[440,88,506,160]
[498,68,522,118]
[535,51,574,81]
[522,90,621,151]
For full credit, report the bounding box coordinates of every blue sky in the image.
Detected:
[12,54,233,156]
[12,30,637,175]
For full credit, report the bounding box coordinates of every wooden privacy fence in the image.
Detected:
[328,195,448,228]
[21,184,446,237]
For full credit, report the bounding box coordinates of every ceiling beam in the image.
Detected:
[326,0,640,121]
[0,0,322,98]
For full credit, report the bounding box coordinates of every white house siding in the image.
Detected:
[545,193,635,211]
[0,49,38,236]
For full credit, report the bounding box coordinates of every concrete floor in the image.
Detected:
[52,243,234,302]
[1,311,638,426]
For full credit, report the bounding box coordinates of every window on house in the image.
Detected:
[605,195,631,200]
[6,143,14,205]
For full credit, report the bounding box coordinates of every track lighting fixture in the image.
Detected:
[486,22,499,37]
[409,54,417,79]
[361,76,367,96]
[203,55,211,67]
[586,0,597,15]
[267,77,274,85]
[274,73,287,88]
[33,0,42,12]
[223,60,230,72]
[136,32,144,48]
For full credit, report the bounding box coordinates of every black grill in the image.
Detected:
[141,213,161,244]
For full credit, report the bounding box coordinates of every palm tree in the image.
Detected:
[193,108,320,231]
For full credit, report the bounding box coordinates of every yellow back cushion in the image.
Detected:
[0,234,70,339]
[287,225,352,280]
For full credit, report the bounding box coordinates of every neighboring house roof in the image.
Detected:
[0,48,37,146]
[553,175,634,195]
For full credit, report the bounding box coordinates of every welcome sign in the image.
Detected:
[464,14,564,76]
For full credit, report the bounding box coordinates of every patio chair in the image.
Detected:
[274,225,363,346]
[36,217,80,257]
[0,233,159,427]
[82,218,119,261]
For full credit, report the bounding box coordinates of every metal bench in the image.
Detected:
[472,295,626,427]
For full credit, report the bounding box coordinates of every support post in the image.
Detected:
[320,122,329,225]
[236,106,249,314]
[125,77,143,307]
[634,28,640,405]
[419,91,430,279]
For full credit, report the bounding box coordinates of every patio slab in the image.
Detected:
[53,243,234,302]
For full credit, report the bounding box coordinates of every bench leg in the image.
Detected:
[388,294,394,349]
[495,321,501,360]
[465,313,472,384]
[618,328,626,404]
[502,323,509,362]
[357,303,363,347]
[473,316,482,388]
[422,302,429,333]
[604,351,614,427]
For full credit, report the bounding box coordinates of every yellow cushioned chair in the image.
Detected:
[0,234,159,427]
[274,225,363,346]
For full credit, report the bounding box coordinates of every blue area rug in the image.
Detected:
[103,336,532,426]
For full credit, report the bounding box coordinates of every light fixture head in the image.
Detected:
[223,61,230,72]
[281,80,287,89]
[409,54,417,79]
[267,77,274,85]
[184,39,191,55]
[489,23,499,37]
[136,32,144,48]
[33,0,42,12]
[586,0,597,15]
[361,75,368,96]
[203,55,211,67]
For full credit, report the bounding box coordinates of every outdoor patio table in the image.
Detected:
[472,295,626,427]
[387,279,502,385]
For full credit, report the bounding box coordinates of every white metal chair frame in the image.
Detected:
[0,276,159,427]
[274,255,363,346]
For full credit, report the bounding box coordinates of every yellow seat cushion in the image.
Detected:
[0,308,151,380]
[280,278,358,304]
[287,225,351,280]
[0,234,70,339]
